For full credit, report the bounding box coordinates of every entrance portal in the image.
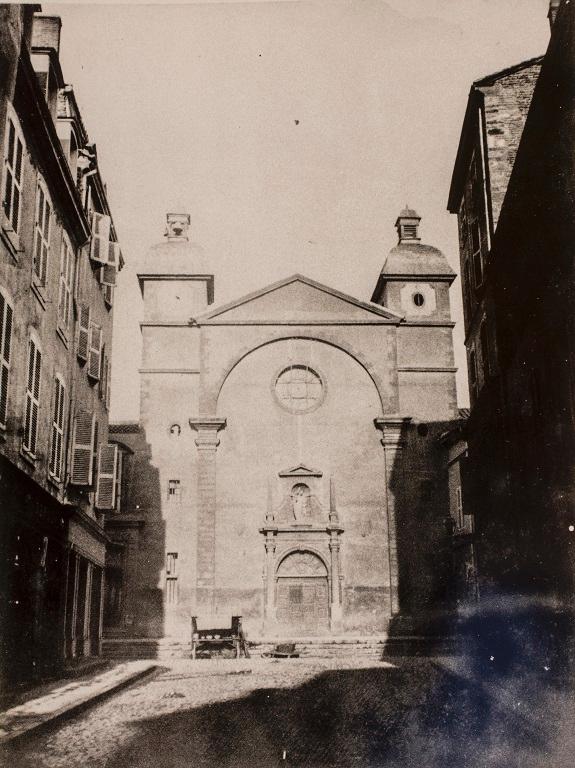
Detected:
[276,551,329,633]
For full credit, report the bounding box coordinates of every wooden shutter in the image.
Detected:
[101,242,120,286]
[0,293,13,427]
[89,212,111,264]
[88,322,102,380]
[4,118,23,233]
[70,410,96,485]
[105,357,112,410]
[77,304,90,361]
[95,443,118,509]
[23,338,41,454]
[49,377,66,480]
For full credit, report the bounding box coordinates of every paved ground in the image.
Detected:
[2,656,574,768]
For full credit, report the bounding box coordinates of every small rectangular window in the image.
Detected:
[166,577,178,605]
[167,479,181,500]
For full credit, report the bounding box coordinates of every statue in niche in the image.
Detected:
[291,483,312,521]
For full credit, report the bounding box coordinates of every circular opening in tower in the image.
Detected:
[413,292,425,307]
[274,365,325,414]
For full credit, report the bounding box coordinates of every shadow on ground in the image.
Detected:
[91,661,560,768]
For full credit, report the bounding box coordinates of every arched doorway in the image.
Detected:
[276,551,329,633]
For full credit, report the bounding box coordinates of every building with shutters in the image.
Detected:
[0,7,124,683]
[105,209,461,646]
[447,0,575,603]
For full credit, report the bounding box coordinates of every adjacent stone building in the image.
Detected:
[107,209,460,642]
[1,7,123,682]
[447,0,575,602]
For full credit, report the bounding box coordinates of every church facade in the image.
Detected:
[106,210,460,640]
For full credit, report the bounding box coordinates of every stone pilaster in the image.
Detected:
[329,537,343,631]
[189,417,227,613]
[374,415,411,615]
[263,535,277,630]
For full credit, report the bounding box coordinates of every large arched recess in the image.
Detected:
[213,336,391,635]
[199,328,394,416]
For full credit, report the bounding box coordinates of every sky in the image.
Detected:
[45,0,551,421]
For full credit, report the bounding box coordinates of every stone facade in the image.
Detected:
[107,211,460,640]
[0,8,122,682]
[447,1,575,602]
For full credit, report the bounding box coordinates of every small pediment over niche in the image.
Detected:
[279,464,323,478]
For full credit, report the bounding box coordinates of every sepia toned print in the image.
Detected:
[0,2,573,766]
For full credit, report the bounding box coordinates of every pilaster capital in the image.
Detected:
[189,417,227,449]
[374,415,412,450]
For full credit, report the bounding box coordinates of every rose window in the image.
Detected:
[274,365,324,414]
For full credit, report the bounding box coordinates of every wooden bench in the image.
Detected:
[191,615,250,659]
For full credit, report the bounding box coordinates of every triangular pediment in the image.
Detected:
[195,274,402,325]
[279,464,323,478]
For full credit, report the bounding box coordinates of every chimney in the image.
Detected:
[395,206,421,244]
[548,0,560,30]
[31,15,62,53]
[165,213,191,241]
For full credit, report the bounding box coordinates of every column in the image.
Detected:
[83,562,93,657]
[329,537,343,632]
[263,535,276,631]
[374,416,411,615]
[189,417,226,614]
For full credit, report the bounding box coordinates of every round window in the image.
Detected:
[413,292,425,307]
[274,365,324,414]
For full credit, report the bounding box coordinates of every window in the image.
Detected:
[87,322,102,380]
[274,365,324,414]
[95,444,119,509]
[70,410,96,485]
[89,212,111,264]
[168,479,181,501]
[58,235,75,331]
[469,350,478,400]
[2,113,23,233]
[0,289,13,428]
[115,449,124,512]
[49,376,66,481]
[33,182,51,285]
[413,292,425,307]
[455,486,464,530]
[166,552,178,605]
[464,260,474,318]
[77,304,90,361]
[23,337,42,455]
[471,219,483,288]
[479,322,490,383]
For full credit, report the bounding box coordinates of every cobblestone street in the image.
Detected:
[3,656,574,768]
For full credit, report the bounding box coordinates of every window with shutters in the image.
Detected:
[100,241,120,287]
[89,212,111,264]
[0,288,13,429]
[76,304,90,362]
[88,322,102,380]
[469,349,478,401]
[2,110,24,235]
[58,234,75,333]
[33,180,52,286]
[70,410,96,485]
[103,283,114,307]
[105,358,112,410]
[49,376,66,481]
[115,449,124,512]
[455,486,464,530]
[96,443,118,509]
[23,336,42,456]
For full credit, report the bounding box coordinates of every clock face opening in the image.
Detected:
[274,365,325,414]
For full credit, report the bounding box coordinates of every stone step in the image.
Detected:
[103,635,458,661]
